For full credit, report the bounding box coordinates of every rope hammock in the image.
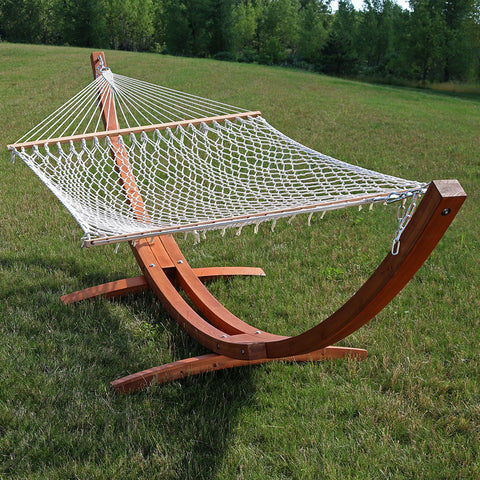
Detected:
[8,59,427,249]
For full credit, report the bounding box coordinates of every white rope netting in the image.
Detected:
[9,66,426,247]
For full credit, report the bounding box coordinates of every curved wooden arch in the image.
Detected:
[61,53,466,393]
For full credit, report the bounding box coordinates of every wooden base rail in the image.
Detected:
[111,347,368,394]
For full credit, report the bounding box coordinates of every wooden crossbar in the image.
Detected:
[7,111,262,151]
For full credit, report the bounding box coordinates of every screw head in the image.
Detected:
[177,260,183,264]
[149,263,156,268]
[441,208,451,216]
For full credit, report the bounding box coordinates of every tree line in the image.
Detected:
[1,0,479,84]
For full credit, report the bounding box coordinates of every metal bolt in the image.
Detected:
[241,349,245,355]
[177,260,183,264]
[441,208,451,216]
[217,343,220,349]
[221,334,227,338]
[255,331,261,334]
[149,263,155,268]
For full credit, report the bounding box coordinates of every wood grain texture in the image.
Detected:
[61,267,265,304]
[266,180,466,358]
[111,346,368,393]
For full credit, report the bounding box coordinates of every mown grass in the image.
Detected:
[1,43,479,479]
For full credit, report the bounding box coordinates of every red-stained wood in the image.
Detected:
[154,236,270,336]
[89,52,278,360]
[192,266,266,282]
[61,276,149,304]
[132,238,282,360]
[90,52,146,221]
[111,346,368,394]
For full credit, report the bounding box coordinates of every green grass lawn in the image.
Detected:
[1,43,479,479]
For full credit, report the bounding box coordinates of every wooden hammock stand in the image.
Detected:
[60,53,466,393]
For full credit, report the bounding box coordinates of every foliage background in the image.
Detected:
[0,0,479,85]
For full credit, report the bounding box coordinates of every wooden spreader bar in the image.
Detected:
[83,190,405,247]
[7,111,262,151]
[61,53,466,393]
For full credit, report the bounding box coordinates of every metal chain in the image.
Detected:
[391,190,420,255]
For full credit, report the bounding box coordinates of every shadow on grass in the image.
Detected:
[0,252,257,479]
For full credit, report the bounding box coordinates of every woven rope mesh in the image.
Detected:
[14,115,424,245]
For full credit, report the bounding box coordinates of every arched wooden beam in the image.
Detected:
[266,179,466,357]
[128,179,465,362]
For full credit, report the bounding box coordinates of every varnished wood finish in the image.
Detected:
[265,180,466,358]
[191,266,266,282]
[156,236,272,336]
[7,111,262,150]
[127,179,465,363]
[134,239,283,360]
[111,346,368,394]
[61,276,149,304]
[61,267,265,304]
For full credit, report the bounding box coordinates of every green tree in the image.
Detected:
[164,0,194,55]
[297,0,331,64]
[320,0,358,75]
[164,0,223,57]
[355,0,410,78]
[467,1,480,81]
[0,0,61,44]
[257,0,299,64]
[106,0,155,51]
[442,0,477,81]
[407,0,446,82]
[61,0,108,48]
[231,0,259,57]
[357,0,391,71]
[210,0,235,54]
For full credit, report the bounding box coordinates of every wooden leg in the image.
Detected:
[61,276,149,305]
[191,266,265,282]
[111,346,368,393]
[61,267,265,305]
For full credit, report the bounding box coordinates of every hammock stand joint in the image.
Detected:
[9,52,466,393]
